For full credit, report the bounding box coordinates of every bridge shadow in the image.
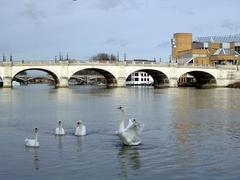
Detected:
[178,71,216,88]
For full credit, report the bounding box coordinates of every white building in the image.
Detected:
[126,71,154,86]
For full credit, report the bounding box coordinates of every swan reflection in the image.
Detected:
[117,146,141,179]
[33,148,40,170]
[75,136,85,152]
[56,135,64,149]
[25,147,40,170]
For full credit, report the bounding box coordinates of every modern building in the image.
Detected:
[126,71,154,86]
[171,33,240,65]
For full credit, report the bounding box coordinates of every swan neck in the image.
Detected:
[35,132,38,143]
[119,110,126,132]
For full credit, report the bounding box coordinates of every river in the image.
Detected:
[0,85,240,180]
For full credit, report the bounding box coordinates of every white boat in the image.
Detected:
[12,81,20,86]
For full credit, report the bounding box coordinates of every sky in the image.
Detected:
[0,0,240,61]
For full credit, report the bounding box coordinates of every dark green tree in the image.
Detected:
[91,53,117,61]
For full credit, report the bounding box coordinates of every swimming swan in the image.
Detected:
[116,107,143,146]
[25,128,40,148]
[55,121,65,135]
[74,121,86,136]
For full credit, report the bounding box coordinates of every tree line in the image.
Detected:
[91,53,118,61]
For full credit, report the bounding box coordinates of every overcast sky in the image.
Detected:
[0,0,239,61]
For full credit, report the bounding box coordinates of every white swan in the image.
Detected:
[116,106,143,146]
[25,128,40,148]
[55,121,65,135]
[74,121,86,136]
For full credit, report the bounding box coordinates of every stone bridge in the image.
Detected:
[0,60,240,88]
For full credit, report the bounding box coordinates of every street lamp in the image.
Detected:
[235,55,239,71]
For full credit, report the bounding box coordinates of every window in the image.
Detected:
[134,78,139,81]
[235,46,240,54]
[222,43,230,48]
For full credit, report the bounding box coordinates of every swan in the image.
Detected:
[55,121,65,135]
[25,128,40,148]
[74,120,86,136]
[116,106,143,146]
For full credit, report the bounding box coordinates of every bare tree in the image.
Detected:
[91,53,117,61]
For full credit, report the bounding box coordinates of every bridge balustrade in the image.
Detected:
[1,60,239,70]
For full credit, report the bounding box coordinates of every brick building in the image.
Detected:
[171,33,240,65]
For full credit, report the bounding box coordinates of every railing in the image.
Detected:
[0,60,239,70]
[12,60,59,65]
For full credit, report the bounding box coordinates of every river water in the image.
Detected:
[0,85,240,180]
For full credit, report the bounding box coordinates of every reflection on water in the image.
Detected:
[33,148,40,170]
[75,136,85,153]
[56,136,64,151]
[25,147,40,171]
[117,146,141,179]
[1,86,240,179]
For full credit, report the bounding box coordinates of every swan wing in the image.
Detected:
[25,139,40,147]
[75,125,86,136]
[125,119,134,130]
[125,120,144,135]
[120,124,142,145]
[81,125,86,135]
[55,128,59,134]
[55,127,65,135]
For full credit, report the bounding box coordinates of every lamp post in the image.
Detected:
[236,55,239,71]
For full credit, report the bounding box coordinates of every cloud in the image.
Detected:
[55,1,78,15]
[21,1,47,20]
[156,41,169,49]
[104,37,129,47]
[94,0,141,10]
[221,19,240,31]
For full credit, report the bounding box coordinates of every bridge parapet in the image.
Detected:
[0,60,238,70]
[12,60,59,66]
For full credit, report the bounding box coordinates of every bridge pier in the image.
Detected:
[2,76,12,88]
[2,63,13,88]
[116,77,126,87]
[57,77,69,88]
[169,77,178,88]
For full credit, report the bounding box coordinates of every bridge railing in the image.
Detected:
[12,60,58,65]
[0,60,239,70]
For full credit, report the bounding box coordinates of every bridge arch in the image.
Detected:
[126,69,170,88]
[69,68,118,87]
[177,70,217,88]
[12,68,59,87]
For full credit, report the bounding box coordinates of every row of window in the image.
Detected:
[134,78,150,81]
[133,72,149,77]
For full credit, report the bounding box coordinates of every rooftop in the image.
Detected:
[213,48,240,56]
[195,34,240,43]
